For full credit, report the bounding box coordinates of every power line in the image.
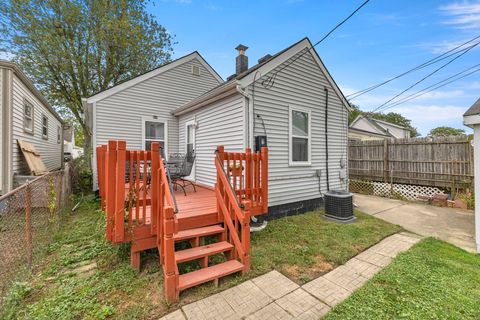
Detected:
[370,41,479,114]
[378,63,480,109]
[261,0,371,88]
[347,35,480,99]
[376,65,480,111]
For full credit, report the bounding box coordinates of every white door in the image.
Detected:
[185,120,196,181]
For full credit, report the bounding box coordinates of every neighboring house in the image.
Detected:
[63,123,83,159]
[349,115,411,140]
[462,98,480,253]
[0,60,64,195]
[85,37,350,216]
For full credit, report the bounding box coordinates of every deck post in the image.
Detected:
[261,147,268,213]
[106,141,117,241]
[242,200,251,273]
[96,145,107,210]
[163,206,178,302]
[115,141,126,243]
[151,142,160,236]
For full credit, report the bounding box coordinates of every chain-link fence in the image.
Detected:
[0,164,72,298]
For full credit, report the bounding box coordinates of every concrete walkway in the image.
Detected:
[160,232,422,320]
[354,193,476,253]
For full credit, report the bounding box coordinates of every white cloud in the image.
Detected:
[204,2,219,11]
[160,0,192,4]
[439,1,480,29]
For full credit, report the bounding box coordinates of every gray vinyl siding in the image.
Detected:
[248,50,348,207]
[93,58,221,188]
[11,73,62,175]
[178,94,245,187]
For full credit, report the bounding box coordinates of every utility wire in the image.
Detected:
[260,0,371,88]
[370,41,480,114]
[347,35,480,99]
[377,65,480,111]
[379,63,480,109]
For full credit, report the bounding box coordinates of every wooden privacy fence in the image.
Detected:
[349,135,474,190]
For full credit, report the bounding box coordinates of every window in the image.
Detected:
[42,115,48,139]
[57,125,61,144]
[289,106,311,165]
[23,100,34,133]
[143,119,166,157]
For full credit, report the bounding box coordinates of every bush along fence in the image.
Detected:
[349,135,474,208]
[0,164,72,299]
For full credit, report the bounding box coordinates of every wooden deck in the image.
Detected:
[128,183,217,225]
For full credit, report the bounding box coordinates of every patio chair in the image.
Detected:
[168,152,196,196]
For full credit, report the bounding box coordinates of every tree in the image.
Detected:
[0,0,174,163]
[428,126,465,137]
[348,102,420,137]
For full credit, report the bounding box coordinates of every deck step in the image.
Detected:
[175,241,233,263]
[178,260,244,291]
[174,225,224,242]
[176,210,219,230]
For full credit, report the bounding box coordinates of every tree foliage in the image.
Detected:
[348,103,420,137]
[0,0,174,155]
[428,126,465,137]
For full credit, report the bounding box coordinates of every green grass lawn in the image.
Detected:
[325,238,480,320]
[0,198,401,319]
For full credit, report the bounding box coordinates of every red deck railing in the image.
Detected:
[96,141,268,303]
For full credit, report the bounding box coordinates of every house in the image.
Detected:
[63,123,83,160]
[349,115,410,140]
[88,37,350,302]
[85,37,350,216]
[462,98,480,253]
[0,60,64,195]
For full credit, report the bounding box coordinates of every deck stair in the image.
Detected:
[96,141,268,303]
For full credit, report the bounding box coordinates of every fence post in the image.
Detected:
[383,139,389,183]
[106,141,117,242]
[151,142,160,235]
[25,181,33,268]
[58,171,63,214]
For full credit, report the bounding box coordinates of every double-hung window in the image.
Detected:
[42,114,48,139]
[143,118,167,157]
[24,100,34,134]
[289,106,311,165]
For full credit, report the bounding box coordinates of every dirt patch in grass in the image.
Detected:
[0,201,402,319]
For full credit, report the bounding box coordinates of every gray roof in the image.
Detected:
[464,98,480,116]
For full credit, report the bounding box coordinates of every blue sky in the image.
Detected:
[150,0,480,136]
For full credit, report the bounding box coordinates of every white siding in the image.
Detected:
[11,73,62,175]
[93,58,221,188]
[248,50,349,207]
[375,122,409,139]
[178,95,245,187]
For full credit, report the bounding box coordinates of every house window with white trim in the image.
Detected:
[144,120,166,157]
[24,100,34,134]
[289,106,311,165]
[42,114,48,139]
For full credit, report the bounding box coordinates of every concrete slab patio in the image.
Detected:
[354,193,476,252]
[160,232,422,320]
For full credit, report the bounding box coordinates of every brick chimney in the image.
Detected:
[235,44,248,75]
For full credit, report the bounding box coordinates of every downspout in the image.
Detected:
[324,87,330,191]
[236,85,251,148]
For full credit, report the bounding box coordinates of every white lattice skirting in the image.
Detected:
[351,180,445,201]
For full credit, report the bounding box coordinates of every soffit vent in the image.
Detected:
[192,65,201,76]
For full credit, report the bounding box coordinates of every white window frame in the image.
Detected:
[289,105,311,166]
[42,114,48,140]
[141,116,168,158]
[23,99,34,134]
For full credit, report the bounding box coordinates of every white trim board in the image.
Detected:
[86,52,224,104]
